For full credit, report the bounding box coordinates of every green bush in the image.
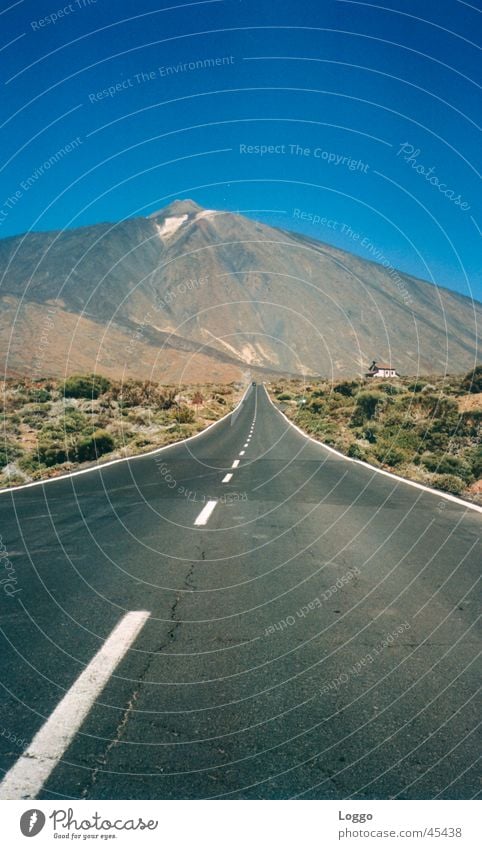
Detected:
[37,439,70,467]
[373,443,407,467]
[0,441,21,468]
[461,365,482,393]
[63,374,111,399]
[309,399,325,414]
[360,425,379,444]
[77,430,115,462]
[173,406,195,424]
[468,446,482,480]
[277,393,292,401]
[459,410,482,437]
[28,388,51,403]
[22,416,46,430]
[347,443,365,460]
[333,381,359,397]
[63,410,90,433]
[421,453,472,481]
[430,473,465,495]
[353,391,385,423]
[376,382,402,395]
[18,454,42,474]
[408,381,425,393]
[21,404,51,426]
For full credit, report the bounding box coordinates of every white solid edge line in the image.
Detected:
[0,610,150,800]
[264,386,482,515]
[222,473,233,483]
[194,499,218,526]
[232,460,240,468]
[0,384,254,495]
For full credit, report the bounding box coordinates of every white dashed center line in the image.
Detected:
[232,460,240,468]
[239,450,245,456]
[0,610,150,800]
[194,499,218,526]
[222,473,233,483]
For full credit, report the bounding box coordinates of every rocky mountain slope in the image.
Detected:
[0,199,479,381]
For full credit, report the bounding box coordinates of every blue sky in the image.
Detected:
[0,0,480,300]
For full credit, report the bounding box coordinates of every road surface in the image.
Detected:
[0,385,480,799]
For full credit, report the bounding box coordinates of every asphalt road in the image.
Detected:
[0,384,480,800]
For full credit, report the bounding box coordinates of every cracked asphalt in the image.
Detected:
[0,385,480,799]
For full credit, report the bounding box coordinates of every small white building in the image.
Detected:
[366,361,399,378]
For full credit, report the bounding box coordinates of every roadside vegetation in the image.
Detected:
[268,365,482,504]
[0,375,241,490]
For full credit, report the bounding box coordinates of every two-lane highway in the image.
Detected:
[0,384,480,799]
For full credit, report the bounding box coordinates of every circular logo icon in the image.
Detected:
[20,810,46,837]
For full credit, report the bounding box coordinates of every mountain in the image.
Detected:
[0,199,480,382]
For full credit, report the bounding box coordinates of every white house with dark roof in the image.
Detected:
[366,360,399,378]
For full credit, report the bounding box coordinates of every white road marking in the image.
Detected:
[222,473,233,483]
[239,450,245,456]
[0,610,150,800]
[232,460,240,468]
[194,500,218,526]
[244,443,249,448]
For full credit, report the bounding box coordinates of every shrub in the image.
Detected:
[21,403,51,423]
[373,443,407,467]
[461,365,482,394]
[28,388,51,403]
[408,381,425,393]
[18,454,42,474]
[333,380,359,397]
[377,382,402,395]
[0,441,21,468]
[460,410,482,437]
[60,410,89,433]
[173,406,195,424]
[430,473,465,495]
[468,446,482,480]
[77,430,115,462]
[361,425,379,444]
[347,443,365,460]
[309,399,325,414]
[353,391,385,423]
[277,393,292,401]
[37,439,70,467]
[63,374,111,399]
[22,416,47,430]
[421,453,472,481]
[158,390,177,410]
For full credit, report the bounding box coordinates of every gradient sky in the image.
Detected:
[0,0,480,300]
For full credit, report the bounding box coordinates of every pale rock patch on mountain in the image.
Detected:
[155,215,188,240]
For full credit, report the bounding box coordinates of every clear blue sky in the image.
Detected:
[0,0,480,300]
